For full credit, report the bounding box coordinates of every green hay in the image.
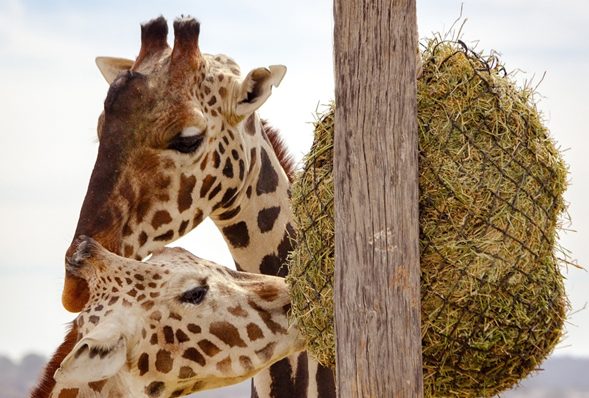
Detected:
[286,38,569,397]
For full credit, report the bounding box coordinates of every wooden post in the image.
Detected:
[333,1,423,397]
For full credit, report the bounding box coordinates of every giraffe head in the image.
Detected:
[53,237,303,397]
[64,15,290,311]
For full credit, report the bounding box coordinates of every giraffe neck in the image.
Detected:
[213,119,294,276]
[212,119,336,398]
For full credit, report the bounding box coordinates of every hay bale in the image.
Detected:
[286,38,569,397]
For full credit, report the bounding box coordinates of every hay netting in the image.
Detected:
[286,38,569,397]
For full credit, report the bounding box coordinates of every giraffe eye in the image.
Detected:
[179,286,208,304]
[168,127,205,154]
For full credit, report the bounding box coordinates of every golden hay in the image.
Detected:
[286,38,569,397]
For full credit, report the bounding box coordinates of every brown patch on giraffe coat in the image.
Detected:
[139,231,148,246]
[249,147,257,173]
[316,362,337,398]
[138,352,150,375]
[136,198,152,224]
[192,209,204,228]
[209,321,247,347]
[88,379,108,393]
[199,153,209,170]
[256,148,279,195]
[179,366,196,379]
[197,339,221,357]
[255,342,276,362]
[215,187,238,211]
[246,323,264,341]
[150,310,162,321]
[217,205,241,221]
[163,326,175,344]
[212,151,221,168]
[151,210,172,229]
[58,388,79,398]
[187,323,201,334]
[122,223,133,237]
[208,183,222,200]
[248,300,287,335]
[257,206,281,233]
[178,174,196,212]
[227,304,248,317]
[259,225,295,277]
[216,356,232,373]
[170,389,186,397]
[199,175,216,198]
[155,349,173,373]
[178,219,190,235]
[150,333,158,345]
[154,229,174,242]
[251,283,281,302]
[244,114,256,135]
[176,329,190,343]
[218,86,227,98]
[238,159,245,180]
[182,347,206,366]
[239,356,254,372]
[222,158,233,178]
[145,381,165,397]
[124,244,134,257]
[221,221,250,248]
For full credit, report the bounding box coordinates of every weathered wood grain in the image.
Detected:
[333,1,423,396]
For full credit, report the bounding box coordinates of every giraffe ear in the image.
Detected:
[234,65,286,117]
[95,56,135,84]
[54,322,127,384]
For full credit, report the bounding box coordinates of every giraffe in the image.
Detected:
[56,15,335,398]
[33,236,304,398]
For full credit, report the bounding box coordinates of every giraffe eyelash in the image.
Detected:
[168,129,206,154]
[179,286,209,304]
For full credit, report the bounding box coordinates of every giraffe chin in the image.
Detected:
[62,273,89,313]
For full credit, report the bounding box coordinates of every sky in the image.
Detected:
[0,0,587,365]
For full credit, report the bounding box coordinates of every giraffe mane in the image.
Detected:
[261,120,296,183]
[30,323,78,398]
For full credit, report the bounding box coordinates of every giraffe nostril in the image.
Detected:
[65,236,100,274]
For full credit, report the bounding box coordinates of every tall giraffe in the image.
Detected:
[52,16,334,398]
[34,236,304,397]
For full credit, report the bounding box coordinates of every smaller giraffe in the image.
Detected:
[43,237,304,398]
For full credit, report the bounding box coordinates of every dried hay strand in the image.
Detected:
[286,38,570,397]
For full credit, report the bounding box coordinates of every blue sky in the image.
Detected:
[0,0,588,365]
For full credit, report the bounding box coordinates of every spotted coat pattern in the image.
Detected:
[37,15,335,398]
[43,237,303,398]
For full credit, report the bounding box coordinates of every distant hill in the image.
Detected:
[502,356,589,398]
[0,353,45,398]
[2,353,587,397]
